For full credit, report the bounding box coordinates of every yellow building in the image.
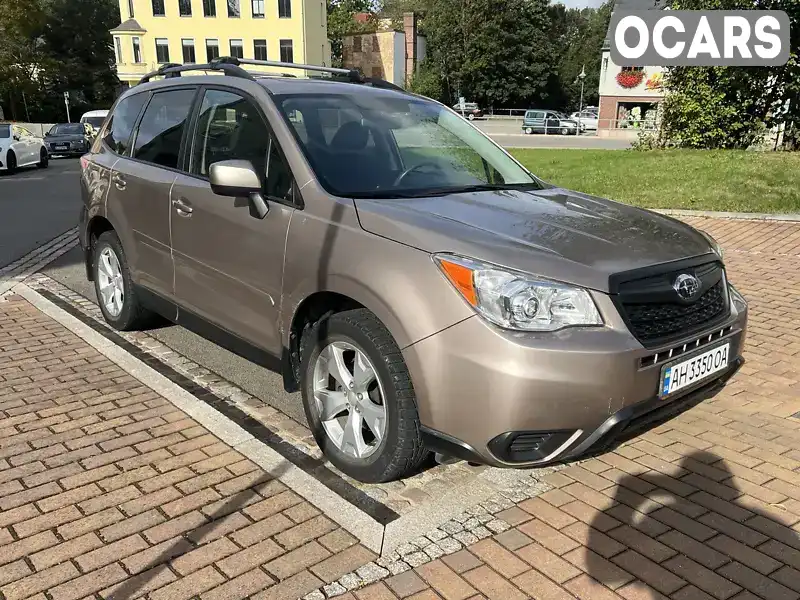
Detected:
[111,0,330,88]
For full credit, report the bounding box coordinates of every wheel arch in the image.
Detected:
[84,215,116,281]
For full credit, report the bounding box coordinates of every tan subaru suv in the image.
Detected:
[78,58,748,483]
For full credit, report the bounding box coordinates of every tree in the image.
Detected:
[657,0,799,149]
[547,1,612,111]
[0,0,50,120]
[0,0,119,121]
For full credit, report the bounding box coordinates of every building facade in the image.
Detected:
[597,0,664,135]
[111,0,330,88]
[341,13,426,87]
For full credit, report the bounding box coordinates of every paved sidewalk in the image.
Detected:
[1,216,800,600]
[0,294,375,600]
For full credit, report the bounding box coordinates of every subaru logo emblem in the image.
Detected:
[674,273,701,301]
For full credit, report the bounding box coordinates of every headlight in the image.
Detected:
[565,122,576,128]
[434,254,603,332]
[700,230,724,260]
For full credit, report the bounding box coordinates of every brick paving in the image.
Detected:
[1,216,800,600]
[0,295,374,600]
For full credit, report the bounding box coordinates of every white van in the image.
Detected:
[79,110,109,132]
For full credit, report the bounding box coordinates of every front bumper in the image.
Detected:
[404,286,748,468]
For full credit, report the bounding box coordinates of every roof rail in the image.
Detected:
[138,60,254,84]
[212,56,361,81]
[138,57,408,94]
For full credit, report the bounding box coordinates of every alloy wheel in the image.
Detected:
[97,247,125,317]
[312,341,387,460]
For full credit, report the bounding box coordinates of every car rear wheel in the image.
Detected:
[468,114,475,121]
[524,127,533,135]
[300,308,427,483]
[6,151,16,174]
[93,231,154,331]
[37,148,48,169]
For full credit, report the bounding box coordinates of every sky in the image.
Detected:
[552,0,606,8]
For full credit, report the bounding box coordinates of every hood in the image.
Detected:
[354,187,714,292]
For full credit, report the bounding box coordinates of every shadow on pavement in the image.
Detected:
[587,449,800,598]
[107,459,292,600]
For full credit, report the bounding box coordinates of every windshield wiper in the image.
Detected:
[347,182,542,200]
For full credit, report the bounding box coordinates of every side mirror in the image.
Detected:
[13,135,20,141]
[209,159,269,219]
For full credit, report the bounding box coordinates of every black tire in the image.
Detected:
[93,231,154,331]
[37,148,48,169]
[561,127,569,136]
[300,309,427,483]
[6,151,16,174]
[524,127,533,135]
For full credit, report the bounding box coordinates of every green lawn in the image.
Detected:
[509,149,800,213]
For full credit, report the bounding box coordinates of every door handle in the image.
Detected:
[112,173,127,190]
[172,197,193,216]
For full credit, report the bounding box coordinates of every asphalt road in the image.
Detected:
[475,120,634,149]
[4,129,628,423]
[0,158,83,268]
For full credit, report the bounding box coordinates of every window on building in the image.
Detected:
[179,0,191,16]
[353,36,361,52]
[206,39,219,61]
[132,37,142,63]
[278,0,291,18]
[280,39,293,63]
[128,0,135,18]
[227,0,240,16]
[114,37,123,63]
[133,89,195,169]
[254,39,267,60]
[103,93,148,155]
[203,0,216,16]
[252,0,264,17]
[155,38,170,63]
[230,39,244,58]
[182,39,196,63]
[152,0,165,15]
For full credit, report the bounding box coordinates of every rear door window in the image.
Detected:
[133,88,196,169]
[104,93,148,155]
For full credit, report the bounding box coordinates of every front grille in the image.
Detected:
[639,325,733,368]
[614,261,730,347]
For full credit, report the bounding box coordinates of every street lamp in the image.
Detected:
[577,65,586,132]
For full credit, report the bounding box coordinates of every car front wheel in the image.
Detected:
[93,231,154,331]
[300,309,427,483]
[37,148,48,168]
[524,127,533,135]
[6,151,16,174]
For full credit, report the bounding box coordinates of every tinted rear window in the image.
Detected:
[50,124,84,135]
[0,124,9,138]
[133,89,195,169]
[104,94,148,155]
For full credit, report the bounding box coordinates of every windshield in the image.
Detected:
[50,124,84,135]
[82,116,106,129]
[0,124,9,139]
[275,93,539,198]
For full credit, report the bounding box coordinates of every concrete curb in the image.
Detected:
[654,209,800,222]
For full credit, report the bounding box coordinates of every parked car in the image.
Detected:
[79,59,748,483]
[570,110,599,131]
[0,123,48,173]
[80,110,109,132]
[523,110,581,135]
[45,123,95,157]
[452,102,483,120]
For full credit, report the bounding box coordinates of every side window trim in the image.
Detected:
[126,85,199,172]
[187,84,302,209]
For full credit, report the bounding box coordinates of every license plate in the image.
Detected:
[55,144,68,150]
[660,343,729,398]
